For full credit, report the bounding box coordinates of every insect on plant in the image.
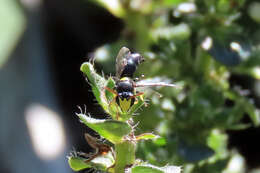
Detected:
[68,47,182,173]
[105,47,178,119]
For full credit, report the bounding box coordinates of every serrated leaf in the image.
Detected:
[136,133,159,140]
[80,62,110,114]
[131,164,182,173]
[77,113,131,144]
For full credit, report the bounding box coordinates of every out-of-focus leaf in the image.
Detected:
[208,42,241,66]
[136,133,159,140]
[77,113,131,144]
[178,139,214,162]
[248,2,260,23]
[132,166,163,173]
[93,0,125,18]
[162,0,183,7]
[131,164,182,173]
[154,137,167,146]
[243,99,260,126]
[0,0,26,68]
[223,153,245,173]
[227,123,251,130]
[207,130,227,157]
[152,24,191,41]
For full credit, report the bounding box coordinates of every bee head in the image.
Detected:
[118,91,133,100]
[130,53,145,65]
[116,79,134,100]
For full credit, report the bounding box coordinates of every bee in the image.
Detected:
[116,47,144,78]
[105,47,178,119]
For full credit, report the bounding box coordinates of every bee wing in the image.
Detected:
[135,78,179,88]
[116,47,131,78]
[135,82,178,88]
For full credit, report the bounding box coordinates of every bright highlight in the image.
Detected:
[25,104,66,160]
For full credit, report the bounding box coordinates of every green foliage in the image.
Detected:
[68,151,115,171]
[69,0,260,172]
[77,113,131,144]
[70,62,181,172]
[81,0,260,172]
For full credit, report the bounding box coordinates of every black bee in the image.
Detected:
[116,47,144,78]
[105,47,178,119]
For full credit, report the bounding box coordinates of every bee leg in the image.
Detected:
[104,86,117,95]
[133,92,144,97]
[132,92,148,107]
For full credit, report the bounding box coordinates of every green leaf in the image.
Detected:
[128,96,145,115]
[80,62,110,114]
[227,123,251,130]
[136,133,159,140]
[131,166,163,173]
[68,156,91,171]
[154,137,167,146]
[131,164,182,173]
[239,97,260,126]
[105,77,118,119]
[245,105,260,127]
[77,113,131,144]
[105,77,116,101]
[68,151,115,172]
[151,24,191,41]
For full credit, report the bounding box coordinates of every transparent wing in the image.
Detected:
[135,82,178,88]
[116,47,131,78]
[135,77,179,88]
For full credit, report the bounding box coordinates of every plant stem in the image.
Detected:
[114,140,136,173]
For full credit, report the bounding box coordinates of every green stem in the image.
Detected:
[114,140,136,173]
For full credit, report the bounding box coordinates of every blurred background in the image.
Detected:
[1,0,260,173]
